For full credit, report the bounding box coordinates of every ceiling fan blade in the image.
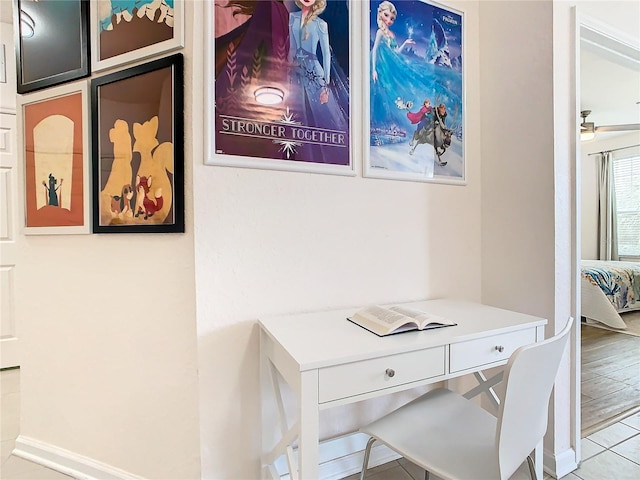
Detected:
[596,123,640,132]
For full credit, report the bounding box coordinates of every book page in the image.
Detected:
[349,305,417,336]
[356,305,410,326]
[388,306,453,329]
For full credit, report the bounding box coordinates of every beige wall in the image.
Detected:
[4,4,201,479]
[8,0,638,479]
[480,0,568,470]
[0,18,16,112]
[480,0,556,318]
[192,1,482,477]
[6,0,482,477]
[549,0,639,473]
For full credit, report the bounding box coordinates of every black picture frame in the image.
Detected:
[13,0,90,94]
[91,53,184,234]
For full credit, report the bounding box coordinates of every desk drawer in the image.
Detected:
[318,346,445,403]
[450,328,536,373]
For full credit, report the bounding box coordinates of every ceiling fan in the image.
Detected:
[580,109,640,141]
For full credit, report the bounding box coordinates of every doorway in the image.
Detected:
[0,9,19,368]
[577,13,640,437]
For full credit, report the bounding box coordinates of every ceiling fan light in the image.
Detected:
[579,110,595,141]
[579,109,640,139]
[580,130,595,141]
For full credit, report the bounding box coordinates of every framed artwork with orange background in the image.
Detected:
[18,81,90,234]
[91,53,184,233]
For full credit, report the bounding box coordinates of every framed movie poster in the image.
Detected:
[205,0,355,176]
[13,0,90,94]
[91,0,184,72]
[364,0,465,184]
[19,81,90,234]
[91,54,184,233]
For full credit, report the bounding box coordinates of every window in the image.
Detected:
[613,155,640,257]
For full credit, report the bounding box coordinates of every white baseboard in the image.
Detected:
[12,435,142,480]
[274,432,400,480]
[543,447,578,479]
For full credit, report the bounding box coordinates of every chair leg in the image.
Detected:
[360,437,377,480]
[526,455,537,480]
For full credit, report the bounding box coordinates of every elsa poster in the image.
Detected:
[213,0,350,169]
[367,0,464,182]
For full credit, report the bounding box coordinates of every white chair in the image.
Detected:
[359,317,573,480]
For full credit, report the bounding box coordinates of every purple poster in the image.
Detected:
[212,0,351,172]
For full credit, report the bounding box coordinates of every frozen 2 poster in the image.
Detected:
[367,0,464,183]
[212,0,350,171]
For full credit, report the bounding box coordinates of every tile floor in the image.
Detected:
[2,367,640,479]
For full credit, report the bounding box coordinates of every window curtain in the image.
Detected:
[597,151,619,261]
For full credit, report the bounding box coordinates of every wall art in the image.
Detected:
[91,53,184,233]
[19,81,90,234]
[205,0,355,176]
[14,0,90,94]
[364,0,465,184]
[91,0,184,72]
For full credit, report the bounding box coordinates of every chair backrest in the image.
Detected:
[495,317,573,479]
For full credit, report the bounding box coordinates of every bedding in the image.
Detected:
[581,260,640,329]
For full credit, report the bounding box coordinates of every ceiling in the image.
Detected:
[580,26,640,139]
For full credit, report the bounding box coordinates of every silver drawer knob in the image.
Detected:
[385,368,395,378]
[495,345,505,353]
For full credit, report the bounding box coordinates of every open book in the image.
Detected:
[348,305,457,337]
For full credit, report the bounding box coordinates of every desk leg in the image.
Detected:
[261,349,279,479]
[298,370,319,479]
[463,371,503,413]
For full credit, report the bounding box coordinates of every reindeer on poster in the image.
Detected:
[407,100,460,167]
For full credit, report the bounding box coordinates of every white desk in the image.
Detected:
[259,299,547,479]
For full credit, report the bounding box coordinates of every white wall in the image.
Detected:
[580,133,640,260]
[1,18,17,113]
[477,0,639,474]
[479,0,556,319]
[479,0,573,472]
[549,0,640,475]
[6,4,202,479]
[12,1,639,479]
[193,1,482,477]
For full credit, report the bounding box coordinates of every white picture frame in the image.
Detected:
[18,81,91,235]
[204,0,357,177]
[90,0,184,72]
[363,0,466,185]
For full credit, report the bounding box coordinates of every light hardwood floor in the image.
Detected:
[581,322,640,436]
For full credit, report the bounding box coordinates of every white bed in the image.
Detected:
[581,260,640,329]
